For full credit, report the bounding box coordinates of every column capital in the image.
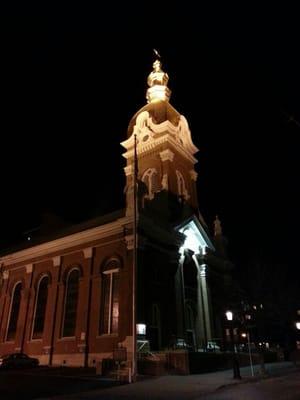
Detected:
[83,247,93,259]
[26,264,33,274]
[160,149,174,162]
[125,234,134,250]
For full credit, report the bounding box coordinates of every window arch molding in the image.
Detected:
[33,272,52,290]
[8,278,25,296]
[62,264,83,284]
[100,255,123,274]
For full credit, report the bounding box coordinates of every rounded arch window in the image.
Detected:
[142,168,160,199]
[32,275,50,339]
[6,282,22,341]
[99,257,121,335]
[62,268,80,337]
[176,170,189,200]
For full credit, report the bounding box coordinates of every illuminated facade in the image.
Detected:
[0,58,232,372]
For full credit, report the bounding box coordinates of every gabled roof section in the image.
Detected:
[175,214,215,254]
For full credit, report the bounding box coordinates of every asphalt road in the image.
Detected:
[199,371,300,400]
[0,365,299,400]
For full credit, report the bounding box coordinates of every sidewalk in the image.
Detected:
[38,362,297,400]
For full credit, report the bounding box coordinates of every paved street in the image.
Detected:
[0,362,298,399]
[38,362,298,400]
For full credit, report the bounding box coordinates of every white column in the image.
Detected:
[193,255,212,346]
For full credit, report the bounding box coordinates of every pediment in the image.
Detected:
[176,215,215,255]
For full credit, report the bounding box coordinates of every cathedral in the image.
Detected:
[0,57,232,377]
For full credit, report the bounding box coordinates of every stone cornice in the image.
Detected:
[123,134,197,165]
[0,217,132,267]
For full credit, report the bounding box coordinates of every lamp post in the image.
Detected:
[226,311,241,379]
[295,322,300,352]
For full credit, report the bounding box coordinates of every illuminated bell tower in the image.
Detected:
[121,57,200,216]
[121,57,215,351]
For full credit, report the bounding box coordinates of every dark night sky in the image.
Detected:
[1,4,299,278]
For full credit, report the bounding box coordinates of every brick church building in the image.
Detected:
[0,57,232,376]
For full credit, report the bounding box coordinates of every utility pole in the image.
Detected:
[132,132,138,382]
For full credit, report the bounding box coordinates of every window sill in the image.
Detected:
[58,336,76,341]
[97,333,118,338]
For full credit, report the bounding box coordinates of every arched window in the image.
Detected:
[32,276,49,339]
[62,269,80,337]
[6,282,22,341]
[99,258,120,335]
[142,168,160,199]
[176,170,189,200]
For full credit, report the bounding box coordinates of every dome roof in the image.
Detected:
[127,100,181,138]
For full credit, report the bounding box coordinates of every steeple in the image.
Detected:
[122,53,200,215]
[146,52,171,103]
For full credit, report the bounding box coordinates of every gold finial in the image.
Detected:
[146,50,171,103]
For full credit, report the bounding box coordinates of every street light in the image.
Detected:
[225,310,241,380]
[295,322,300,331]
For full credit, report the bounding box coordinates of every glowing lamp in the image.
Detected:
[136,323,146,335]
[296,322,300,330]
[225,311,233,321]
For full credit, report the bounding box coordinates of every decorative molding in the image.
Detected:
[122,133,198,165]
[190,170,198,181]
[125,234,134,250]
[83,247,93,259]
[0,217,130,267]
[53,256,61,267]
[26,264,33,273]
[121,114,199,162]
[159,149,175,162]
